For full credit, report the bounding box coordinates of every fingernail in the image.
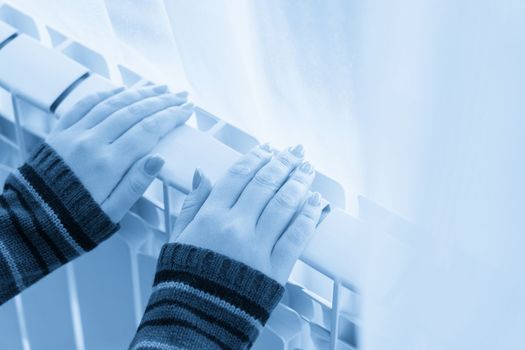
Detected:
[182,103,194,110]
[299,161,313,174]
[259,142,272,153]
[319,201,332,225]
[290,144,304,157]
[144,155,165,176]
[308,192,321,206]
[192,168,202,190]
[152,85,168,93]
[175,91,189,98]
[322,202,332,215]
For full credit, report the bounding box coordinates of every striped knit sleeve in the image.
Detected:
[0,142,119,304]
[130,243,285,350]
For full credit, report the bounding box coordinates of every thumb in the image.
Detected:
[170,169,212,241]
[101,154,165,223]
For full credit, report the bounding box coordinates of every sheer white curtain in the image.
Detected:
[6,0,524,349]
[6,0,359,208]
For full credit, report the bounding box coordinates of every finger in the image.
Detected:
[271,193,326,282]
[101,154,165,223]
[54,86,125,131]
[233,145,304,223]
[257,161,315,245]
[112,104,194,166]
[94,92,189,143]
[171,169,212,241]
[78,85,182,129]
[205,144,273,208]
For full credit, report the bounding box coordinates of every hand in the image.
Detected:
[47,85,193,223]
[171,144,329,285]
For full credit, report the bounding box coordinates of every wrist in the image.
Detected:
[19,142,119,251]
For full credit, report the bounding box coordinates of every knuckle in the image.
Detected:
[105,97,125,109]
[141,118,160,134]
[75,96,94,111]
[271,248,291,265]
[74,135,94,154]
[95,152,113,172]
[180,203,199,215]
[274,191,299,209]
[80,91,101,105]
[285,226,308,246]
[301,208,318,222]
[128,173,146,195]
[138,88,153,97]
[142,100,161,112]
[159,93,173,102]
[95,91,108,101]
[253,172,280,190]
[181,196,204,212]
[277,153,294,167]
[290,173,310,186]
[221,221,245,236]
[228,161,252,176]
[127,104,144,116]
[250,149,269,161]
[195,210,218,227]
[69,97,94,116]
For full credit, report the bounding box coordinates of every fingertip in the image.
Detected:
[298,192,326,227]
[296,161,315,181]
[177,103,194,123]
[182,102,194,111]
[259,142,273,153]
[152,84,169,94]
[191,168,212,192]
[166,103,194,118]
[257,143,274,158]
[308,192,322,206]
[144,154,165,176]
[100,86,125,99]
[136,84,168,96]
[304,193,331,227]
[175,90,189,98]
[290,144,305,158]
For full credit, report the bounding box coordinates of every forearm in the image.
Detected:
[0,142,118,304]
[130,243,284,350]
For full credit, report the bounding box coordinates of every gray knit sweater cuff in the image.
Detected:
[156,243,284,324]
[131,243,285,348]
[21,142,119,250]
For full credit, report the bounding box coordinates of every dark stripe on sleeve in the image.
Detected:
[19,164,96,251]
[137,317,233,350]
[0,239,18,299]
[4,183,68,264]
[0,196,49,274]
[144,298,250,343]
[154,270,269,322]
[32,144,46,160]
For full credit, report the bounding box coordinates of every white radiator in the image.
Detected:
[0,4,412,349]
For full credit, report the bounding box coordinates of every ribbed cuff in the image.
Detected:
[22,142,119,250]
[155,243,284,324]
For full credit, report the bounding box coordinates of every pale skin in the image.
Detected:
[47,86,327,285]
[47,84,192,222]
[172,145,326,285]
